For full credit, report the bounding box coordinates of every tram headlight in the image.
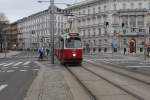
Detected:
[73,54,76,57]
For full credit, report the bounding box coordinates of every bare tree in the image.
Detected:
[0,12,9,52]
[0,12,9,23]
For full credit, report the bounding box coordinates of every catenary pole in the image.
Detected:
[50,0,54,64]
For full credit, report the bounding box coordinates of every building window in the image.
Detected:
[94,40,96,45]
[131,3,134,9]
[88,29,91,36]
[88,9,91,14]
[88,40,90,43]
[104,39,107,43]
[83,30,86,36]
[93,8,95,14]
[123,3,126,9]
[99,40,101,45]
[104,5,107,11]
[83,41,86,46]
[93,28,96,36]
[137,16,144,27]
[93,48,96,52]
[140,48,143,52]
[123,38,127,45]
[113,4,117,10]
[104,48,107,52]
[98,7,101,13]
[83,10,85,14]
[130,16,136,27]
[99,48,101,52]
[138,2,142,9]
[99,28,101,35]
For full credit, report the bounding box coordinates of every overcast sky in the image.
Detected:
[0,0,82,23]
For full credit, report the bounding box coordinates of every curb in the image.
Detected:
[23,61,46,100]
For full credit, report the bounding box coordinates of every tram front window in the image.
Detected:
[65,38,82,48]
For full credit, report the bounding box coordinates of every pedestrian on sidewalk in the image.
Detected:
[124,48,126,55]
[38,48,44,61]
[46,48,49,56]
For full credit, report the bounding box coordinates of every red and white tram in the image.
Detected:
[55,33,83,65]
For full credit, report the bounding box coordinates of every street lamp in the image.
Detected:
[38,0,73,64]
[38,0,54,64]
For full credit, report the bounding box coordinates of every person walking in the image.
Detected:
[46,48,50,56]
[38,48,44,60]
[124,48,126,55]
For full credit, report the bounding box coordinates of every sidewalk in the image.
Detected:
[24,61,74,100]
[0,51,20,58]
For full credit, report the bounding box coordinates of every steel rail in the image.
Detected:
[84,61,150,85]
[81,65,144,100]
[65,65,97,100]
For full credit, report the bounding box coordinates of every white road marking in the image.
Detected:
[12,67,19,69]
[127,66,150,68]
[20,70,27,72]
[0,84,8,92]
[23,61,31,65]
[7,70,15,73]
[0,63,6,66]
[23,66,29,68]
[32,69,39,71]
[34,66,39,68]
[13,62,23,66]
[3,62,14,67]
[84,59,94,63]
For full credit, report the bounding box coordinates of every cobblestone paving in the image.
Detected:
[24,61,74,100]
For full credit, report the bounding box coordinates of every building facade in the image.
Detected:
[66,0,150,54]
[17,6,65,50]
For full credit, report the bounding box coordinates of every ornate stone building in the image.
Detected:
[17,6,65,50]
[66,0,150,54]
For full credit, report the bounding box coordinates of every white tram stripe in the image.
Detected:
[0,84,8,92]
[23,61,31,65]
[13,62,23,66]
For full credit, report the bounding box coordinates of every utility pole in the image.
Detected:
[144,30,146,61]
[50,0,54,64]
[4,32,7,58]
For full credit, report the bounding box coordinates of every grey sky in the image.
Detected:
[0,0,81,23]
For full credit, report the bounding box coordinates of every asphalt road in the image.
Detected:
[0,55,40,100]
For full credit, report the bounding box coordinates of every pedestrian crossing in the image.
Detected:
[0,61,39,73]
[8,55,38,59]
[0,61,31,67]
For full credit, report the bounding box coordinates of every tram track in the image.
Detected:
[65,66,97,100]
[99,60,150,76]
[65,65,140,100]
[83,61,150,100]
[84,60,150,85]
